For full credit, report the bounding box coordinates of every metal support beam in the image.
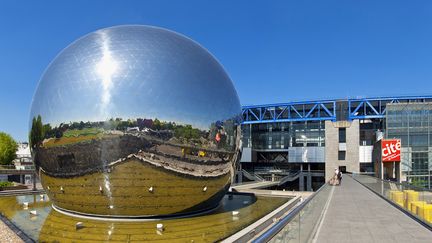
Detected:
[242,100,337,124]
[242,95,432,124]
[348,96,432,120]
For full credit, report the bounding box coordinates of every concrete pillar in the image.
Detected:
[299,164,304,191]
[395,162,401,183]
[32,172,37,191]
[307,163,312,191]
[325,120,360,181]
[299,176,304,191]
[237,172,242,184]
[237,163,243,183]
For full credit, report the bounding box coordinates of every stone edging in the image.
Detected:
[0,213,35,243]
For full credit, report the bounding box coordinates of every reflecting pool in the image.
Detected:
[0,193,289,242]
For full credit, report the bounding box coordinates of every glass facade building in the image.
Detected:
[244,121,325,149]
[242,121,325,163]
[241,96,432,190]
[386,103,432,188]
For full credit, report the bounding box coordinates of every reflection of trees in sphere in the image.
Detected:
[29,25,242,217]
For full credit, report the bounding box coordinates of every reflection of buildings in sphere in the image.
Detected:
[30,25,242,217]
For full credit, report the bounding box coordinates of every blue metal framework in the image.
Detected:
[242,100,336,124]
[348,96,432,120]
[242,95,432,124]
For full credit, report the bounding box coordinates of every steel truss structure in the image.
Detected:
[242,96,432,124]
[242,100,336,124]
[348,96,432,120]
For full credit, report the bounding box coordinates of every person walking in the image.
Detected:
[337,170,342,186]
[333,168,339,186]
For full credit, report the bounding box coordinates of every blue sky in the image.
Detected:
[1,0,432,141]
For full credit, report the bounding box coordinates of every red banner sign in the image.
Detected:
[381,139,401,162]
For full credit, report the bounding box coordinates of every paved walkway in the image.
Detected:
[0,220,23,243]
[315,175,432,243]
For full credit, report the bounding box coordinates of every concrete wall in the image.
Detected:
[325,120,360,181]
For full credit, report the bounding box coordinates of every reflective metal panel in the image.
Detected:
[29,25,242,217]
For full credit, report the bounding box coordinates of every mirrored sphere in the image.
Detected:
[29,25,242,217]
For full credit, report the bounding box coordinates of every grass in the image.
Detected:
[43,128,107,147]
[63,127,103,138]
[43,134,100,147]
[42,133,121,148]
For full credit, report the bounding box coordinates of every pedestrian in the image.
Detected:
[338,170,342,186]
[333,168,339,186]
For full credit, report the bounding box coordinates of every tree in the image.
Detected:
[79,121,85,130]
[153,118,161,130]
[411,177,427,188]
[29,115,44,148]
[0,132,18,165]
[42,123,53,138]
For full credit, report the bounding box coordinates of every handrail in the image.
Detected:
[0,165,35,170]
[242,169,265,182]
[252,182,329,242]
[278,171,301,186]
[351,172,432,192]
[351,174,432,231]
[255,173,265,181]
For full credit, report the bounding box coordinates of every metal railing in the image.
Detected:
[0,165,35,175]
[0,165,35,170]
[278,171,301,186]
[242,169,265,182]
[252,182,332,242]
[352,173,432,230]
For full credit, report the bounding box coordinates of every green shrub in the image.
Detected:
[0,181,13,187]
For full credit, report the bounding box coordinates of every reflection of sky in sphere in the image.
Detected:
[30,25,241,130]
